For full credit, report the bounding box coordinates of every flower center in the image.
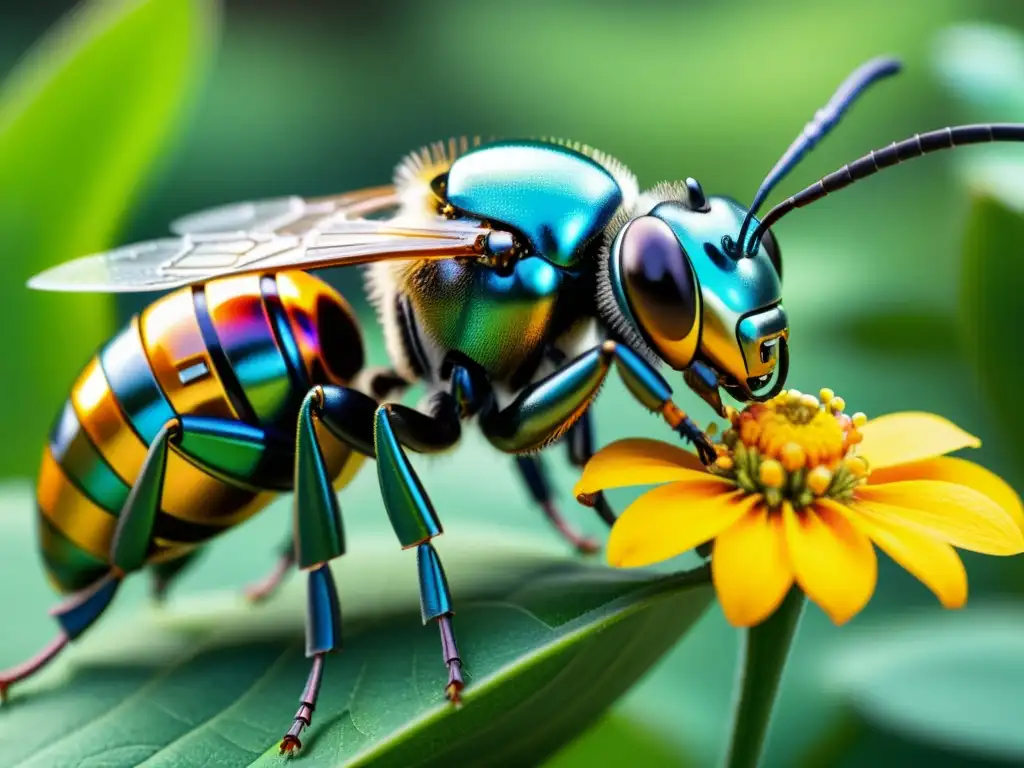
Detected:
[711,389,870,509]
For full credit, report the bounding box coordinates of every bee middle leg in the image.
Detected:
[243,368,410,605]
[279,379,460,752]
[372,392,465,703]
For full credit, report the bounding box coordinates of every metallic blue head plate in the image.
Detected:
[446,141,623,267]
[646,197,786,384]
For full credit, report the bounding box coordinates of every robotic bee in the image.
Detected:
[5,55,1024,753]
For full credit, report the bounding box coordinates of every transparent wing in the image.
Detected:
[169,185,399,236]
[27,187,498,293]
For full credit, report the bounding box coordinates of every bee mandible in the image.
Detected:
[4,56,1022,753]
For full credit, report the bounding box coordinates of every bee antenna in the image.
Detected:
[747,123,1024,252]
[734,56,902,255]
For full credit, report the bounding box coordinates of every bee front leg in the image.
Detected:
[480,341,717,525]
[566,411,619,528]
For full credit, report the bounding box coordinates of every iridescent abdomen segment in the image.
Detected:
[36,271,363,593]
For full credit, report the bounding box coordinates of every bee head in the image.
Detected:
[598,178,788,403]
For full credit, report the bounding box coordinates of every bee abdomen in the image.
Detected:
[35,271,363,594]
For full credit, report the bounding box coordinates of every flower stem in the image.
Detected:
[721,588,806,768]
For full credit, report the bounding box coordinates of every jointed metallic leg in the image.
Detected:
[252,369,412,605]
[244,539,295,604]
[514,454,598,553]
[566,411,619,528]
[0,421,178,702]
[480,341,717,524]
[374,394,466,703]
[280,388,348,754]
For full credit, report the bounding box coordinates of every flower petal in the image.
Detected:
[869,457,1024,530]
[607,479,755,568]
[820,498,967,609]
[713,505,794,627]
[856,481,1024,555]
[856,412,980,469]
[783,501,877,625]
[575,438,709,496]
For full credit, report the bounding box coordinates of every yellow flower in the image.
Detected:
[575,391,1024,628]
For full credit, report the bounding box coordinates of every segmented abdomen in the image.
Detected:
[36,271,364,593]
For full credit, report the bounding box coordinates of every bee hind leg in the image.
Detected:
[0,575,119,704]
[1,421,177,703]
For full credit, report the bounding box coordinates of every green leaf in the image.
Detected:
[933,23,1024,120]
[0,508,712,766]
[0,0,219,477]
[824,605,1024,763]
[932,23,1024,206]
[960,190,1024,464]
[544,712,691,768]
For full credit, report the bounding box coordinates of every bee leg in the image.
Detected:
[481,341,707,517]
[1,422,177,703]
[150,549,203,604]
[566,411,619,528]
[249,369,409,606]
[280,389,350,755]
[513,454,599,554]
[243,539,295,604]
[373,397,466,703]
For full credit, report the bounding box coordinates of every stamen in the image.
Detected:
[780,442,806,471]
[759,460,785,489]
[711,387,869,509]
[807,466,834,496]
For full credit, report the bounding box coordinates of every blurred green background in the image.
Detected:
[2,0,1024,765]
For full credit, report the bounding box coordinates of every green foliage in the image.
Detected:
[4,3,1024,767]
[934,23,1024,121]
[960,191,1024,466]
[0,0,219,477]
[546,713,691,767]
[933,23,1024,206]
[825,606,1024,763]
[0,483,712,767]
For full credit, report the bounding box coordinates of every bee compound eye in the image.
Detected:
[617,215,699,367]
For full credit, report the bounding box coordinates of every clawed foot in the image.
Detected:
[279,733,302,756]
[279,702,313,756]
[676,418,718,465]
[445,659,465,707]
[244,554,294,604]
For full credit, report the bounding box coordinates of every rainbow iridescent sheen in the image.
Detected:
[36,271,364,593]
